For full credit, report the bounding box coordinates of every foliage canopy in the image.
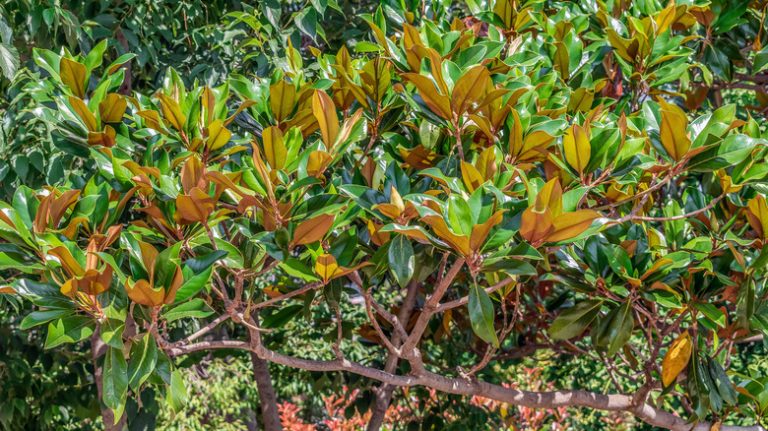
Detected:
[3,1,768,430]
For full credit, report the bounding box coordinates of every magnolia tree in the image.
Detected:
[3,1,768,430]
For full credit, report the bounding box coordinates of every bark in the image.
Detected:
[91,330,127,431]
[114,28,133,95]
[367,281,420,431]
[250,352,282,431]
[247,314,283,431]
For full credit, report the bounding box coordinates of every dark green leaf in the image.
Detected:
[468,284,499,347]
[388,235,415,288]
[549,300,602,340]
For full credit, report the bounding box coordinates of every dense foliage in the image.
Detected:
[3,1,768,430]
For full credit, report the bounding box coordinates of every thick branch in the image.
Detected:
[166,337,763,431]
[399,258,465,370]
[368,280,421,431]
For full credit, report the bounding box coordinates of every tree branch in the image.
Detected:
[399,258,465,371]
[434,277,514,313]
[165,336,764,431]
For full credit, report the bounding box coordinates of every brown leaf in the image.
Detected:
[60,57,87,98]
[292,213,335,246]
[125,279,165,307]
[174,188,215,225]
[451,65,491,117]
[470,210,505,251]
[69,96,97,131]
[99,93,127,123]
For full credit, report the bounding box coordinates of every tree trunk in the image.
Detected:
[91,331,127,431]
[248,314,283,431]
[367,282,420,431]
[250,351,282,431]
[114,28,133,95]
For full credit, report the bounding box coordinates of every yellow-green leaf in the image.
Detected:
[563,123,591,175]
[270,80,297,122]
[206,119,231,151]
[307,150,333,177]
[157,93,186,132]
[460,161,484,193]
[314,254,340,284]
[661,332,692,387]
[659,100,691,161]
[262,126,287,170]
[548,210,599,242]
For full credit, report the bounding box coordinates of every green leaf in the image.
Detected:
[737,279,756,330]
[468,284,499,347]
[756,48,768,74]
[388,235,415,288]
[262,304,303,329]
[594,301,634,356]
[20,309,71,330]
[166,368,188,412]
[694,303,726,328]
[447,194,473,235]
[606,301,634,356]
[100,318,125,349]
[84,39,108,72]
[707,357,738,407]
[154,242,182,290]
[102,346,128,421]
[261,0,282,29]
[688,353,713,418]
[294,8,319,42]
[688,134,761,172]
[162,298,213,323]
[127,333,158,390]
[279,258,320,282]
[549,300,602,340]
[45,316,95,349]
[184,250,228,274]
[175,266,213,303]
[0,42,19,80]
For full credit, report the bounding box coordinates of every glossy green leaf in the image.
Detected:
[468,284,499,347]
[388,235,415,288]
